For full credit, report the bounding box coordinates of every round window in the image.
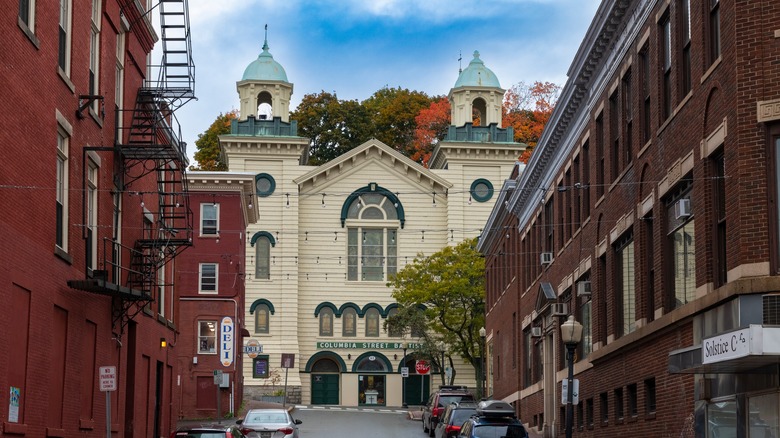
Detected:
[255,173,275,197]
[470,179,494,202]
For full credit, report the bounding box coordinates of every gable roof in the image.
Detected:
[293,138,452,192]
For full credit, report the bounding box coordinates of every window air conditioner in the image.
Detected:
[675,198,691,219]
[540,252,554,265]
[531,327,542,337]
[551,303,568,316]
[577,280,591,297]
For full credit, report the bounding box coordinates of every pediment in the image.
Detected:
[293,139,451,193]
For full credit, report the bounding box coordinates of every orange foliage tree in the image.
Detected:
[410,97,451,167]
[502,81,561,163]
[191,109,239,170]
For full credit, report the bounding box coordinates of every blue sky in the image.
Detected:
[176,0,601,164]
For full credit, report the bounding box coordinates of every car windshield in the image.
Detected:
[451,409,477,424]
[246,412,289,423]
[473,424,526,438]
[439,395,470,406]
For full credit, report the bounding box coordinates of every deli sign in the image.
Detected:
[220,317,234,367]
[702,327,752,364]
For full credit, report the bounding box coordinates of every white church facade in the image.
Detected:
[221,39,524,406]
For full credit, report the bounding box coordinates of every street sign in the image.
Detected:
[244,339,262,358]
[281,353,295,368]
[415,360,430,375]
[213,370,223,385]
[561,379,579,405]
[401,367,409,378]
[99,366,116,392]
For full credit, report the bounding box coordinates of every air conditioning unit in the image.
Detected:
[551,303,568,316]
[675,198,691,219]
[540,252,554,265]
[577,280,591,297]
[531,327,542,337]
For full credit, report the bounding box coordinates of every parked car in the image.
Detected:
[170,424,247,438]
[236,409,302,438]
[434,402,478,438]
[422,386,475,436]
[457,400,528,438]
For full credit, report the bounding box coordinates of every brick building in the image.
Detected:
[1,1,195,436]
[175,174,256,419]
[479,0,780,437]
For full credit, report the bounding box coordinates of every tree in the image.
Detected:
[410,97,450,167]
[291,91,372,165]
[362,87,433,157]
[191,110,238,171]
[503,81,561,162]
[386,238,485,386]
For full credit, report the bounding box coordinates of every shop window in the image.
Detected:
[748,393,779,437]
[198,321,217,354]
[707,399,736,438]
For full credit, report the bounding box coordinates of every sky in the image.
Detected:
[174,0,602,165]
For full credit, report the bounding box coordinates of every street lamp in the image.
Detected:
[560,315,583,438]
[479,327,486,399]
[402,342,408,408]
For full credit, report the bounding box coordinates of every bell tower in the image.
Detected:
[236,28,293,122]
[448,51,505,127]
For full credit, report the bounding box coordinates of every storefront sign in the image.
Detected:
[316,341,423,350]
[702,327,753,364]
[220,317,234,367]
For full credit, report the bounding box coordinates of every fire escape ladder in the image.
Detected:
[150,0,196,108]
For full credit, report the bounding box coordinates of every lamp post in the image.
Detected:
[560,315,583,438]
[479,327,486,399]
[402,342,408,408]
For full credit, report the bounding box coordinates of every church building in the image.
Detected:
[218,38,524,406]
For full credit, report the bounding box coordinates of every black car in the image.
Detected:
[422,386,475,437]
[170,424,247,438]
[457,400,528,438]
[434,402,478,438]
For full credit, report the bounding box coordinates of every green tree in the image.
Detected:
[362,87,432,157]
[291,91,372,165]
[386,238,485,386]
[191,110,238,171]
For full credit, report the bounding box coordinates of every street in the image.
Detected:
[293,406,422,438]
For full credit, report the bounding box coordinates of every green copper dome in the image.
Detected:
[454,51,501,88]
[242,39,289,82]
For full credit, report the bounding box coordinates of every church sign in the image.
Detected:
[317,341,423,350]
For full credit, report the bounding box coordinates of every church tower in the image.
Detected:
[448,50,505,127]
[236,33,293,122]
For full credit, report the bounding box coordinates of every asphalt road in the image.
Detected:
[293,406,423,438]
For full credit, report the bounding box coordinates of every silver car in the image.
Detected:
[236,409,302,438]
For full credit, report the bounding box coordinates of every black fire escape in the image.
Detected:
[68,0,196,338]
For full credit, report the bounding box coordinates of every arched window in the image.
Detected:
[385,307,403,337]
[254,303,270,334]
[319,308,334,336]
[255,235,271,279]
[257,91,273,120]
[365,308,380,337]
[345,188,399,282]
[311,358,340,373]
[342,308,357,337]
[355,355,389,372]
[472,97,487,126]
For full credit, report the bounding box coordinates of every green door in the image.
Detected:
[311,374,339,405]
[404,374,430,406]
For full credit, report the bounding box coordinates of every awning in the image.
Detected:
[669,325,780,374]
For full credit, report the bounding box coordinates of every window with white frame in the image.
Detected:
[201,203,218,235]
[56,128,69,251]
[157,263,165,317]
[111,186,121,282]
[198,321,217,354]
[58,0,71,74]
[199,263,217,293]
[115,30,125,136]
[89,0,100,113]
[319,308,334,336]
[346,192,398,281]
[87,160,98,270]
[18,0,36,33]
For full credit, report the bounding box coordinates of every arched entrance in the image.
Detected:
[310,357,341,405]
[353,352,391,406]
